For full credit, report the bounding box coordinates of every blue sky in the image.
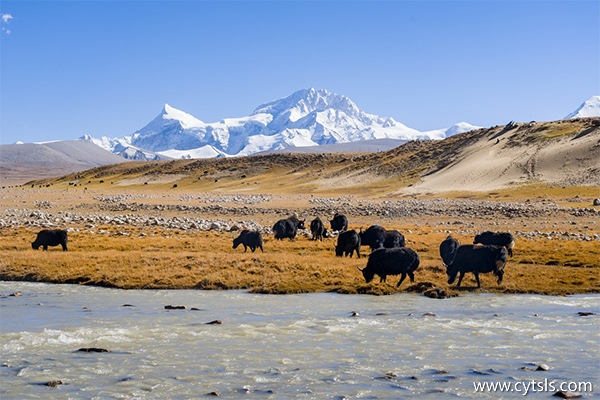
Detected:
[0,0,598,144]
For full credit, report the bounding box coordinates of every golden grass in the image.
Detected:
[1,225,598,296]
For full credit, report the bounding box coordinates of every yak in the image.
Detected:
[233,230,264,252]
[474,231,515,257]
[358,247,420,288]
[330,213,348,232]
[31,229,68,251]
[335,229,361,258]
[445,244,508,288]
[359,225,405,250]
[272,215,306,240]
[310,217,328,241]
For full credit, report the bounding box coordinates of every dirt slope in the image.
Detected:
[15,118,600,195]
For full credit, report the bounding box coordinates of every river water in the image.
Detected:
[1,282,598,399]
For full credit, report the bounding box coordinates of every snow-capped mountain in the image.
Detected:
[85,88,482,159]
[80,134,166,161]
[565,96,600,119]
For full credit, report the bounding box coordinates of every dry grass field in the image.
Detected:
[1,119,598,296]
[1,183,598,297]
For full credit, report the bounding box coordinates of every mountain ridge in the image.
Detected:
[84,88,482,159]
[29,118,600,194]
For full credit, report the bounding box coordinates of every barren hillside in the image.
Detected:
[0,140,126,186]
[16,118,600,195]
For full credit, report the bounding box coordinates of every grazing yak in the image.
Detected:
[359,225,406,250]
[335,229,361,258]
[474,231,515,257]
[439,235,460,266]
[358,247,420,287]
[310,217,328,241]
[31,229,68,251]
[330,213,348,232]
[272,215,306,240]
[233,230,264,253]
[443,244,508,288]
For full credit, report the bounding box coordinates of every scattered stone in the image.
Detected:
[535,363,550,371]
[593,198,600,206]
[375,372,398,380]
[423,287,447,299]
[164,305,186,310]
[43,380,63,387]
[431,369,449,375]
[207,391,220,396]
[554,390,582,399]
[577,311,595,316]
[77,348,109,353]
[471,369,492,375]
[350,311,359,317]
[206,320,222,325]
[422,312,436,317]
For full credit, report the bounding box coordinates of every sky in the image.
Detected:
[0,0,598,144]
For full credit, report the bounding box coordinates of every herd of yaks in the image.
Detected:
[233,213,515,288]
[30,212,515,288]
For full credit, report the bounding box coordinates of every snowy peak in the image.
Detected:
[565,96,600,119]
[136,103,204,137]
[85,88,490,159]
[161,104,205,128]
[253,88,361,122]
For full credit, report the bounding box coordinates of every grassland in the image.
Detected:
[1,183,598,296]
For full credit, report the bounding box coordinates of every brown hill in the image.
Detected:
[0,140,126,186]
[23,118,600,195]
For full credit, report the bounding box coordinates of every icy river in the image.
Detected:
[1,282,598,399]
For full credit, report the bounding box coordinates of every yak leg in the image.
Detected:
[474,272,481,288]
[408,271,415,282]
[43,245,48,251]
[396,273,407,287]
[456,271,465,287]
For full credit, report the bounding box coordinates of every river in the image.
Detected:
[1,282,598,399]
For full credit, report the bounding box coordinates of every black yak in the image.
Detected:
[445,244,507,288]
[359,225,405,250]
[310,217,328,241]
[31,229,68,251]
[474,231,515,257]
[330,213,348,232]
[358,247,420,288]
[233,230,263,252]
[272,215,305,240]
[335,229,361,258]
